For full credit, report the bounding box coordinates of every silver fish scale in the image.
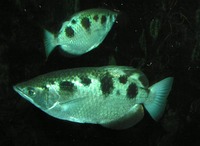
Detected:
[44,66,147,123]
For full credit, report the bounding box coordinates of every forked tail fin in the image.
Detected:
[44,29,57,57]
[144,77,174,121]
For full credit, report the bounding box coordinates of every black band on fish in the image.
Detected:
[93,15,99,22]
[59,80,76,92]
[71,19,76,24]
[81,17,91,30]
[65,26,75,38]
[126,83,138,98]
[101,15,107,24]
[80,76,91,86]
[119,75,128,84]
[100,72,114,95]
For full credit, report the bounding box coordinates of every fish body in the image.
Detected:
[44,9,118,57]
[13,66,173,129]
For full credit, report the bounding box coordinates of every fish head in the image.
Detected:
[13,77,60,111]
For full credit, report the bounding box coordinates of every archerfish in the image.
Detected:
[44,8,118,57]
[13,66,173,129]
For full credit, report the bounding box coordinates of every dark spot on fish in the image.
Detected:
[116,90,120,96]
[138,75,149,87]
[119,75,128,84]
[65,26,74,38]
[59,81,75,92]
[93,15,99,22]
[80,76,91,86]
[71,19,76,24]
[100,72,114,95]
[101,15,107,24]
[126,83,138,98]
[81,17,91,30]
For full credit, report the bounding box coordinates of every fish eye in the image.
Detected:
[27,87,36,97]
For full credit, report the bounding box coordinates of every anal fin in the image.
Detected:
[101,104,144,130]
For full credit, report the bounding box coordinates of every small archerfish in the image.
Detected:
[13,66,173,129]
[44,9,118,57]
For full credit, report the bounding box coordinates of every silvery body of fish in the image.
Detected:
[13,66,173,129]
[44,9,118,57]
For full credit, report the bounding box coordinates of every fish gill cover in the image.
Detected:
[0,0,200,146]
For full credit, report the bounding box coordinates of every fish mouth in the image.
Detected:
[13,85,34,104]
[13,85,22,95]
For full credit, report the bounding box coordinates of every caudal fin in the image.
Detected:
[144,77,174,121]
[44,29,57,57]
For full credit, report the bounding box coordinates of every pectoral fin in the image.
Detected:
[101,104,144,130]
[46,97,88,123]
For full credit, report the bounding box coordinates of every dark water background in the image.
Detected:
[0,0,200,145]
